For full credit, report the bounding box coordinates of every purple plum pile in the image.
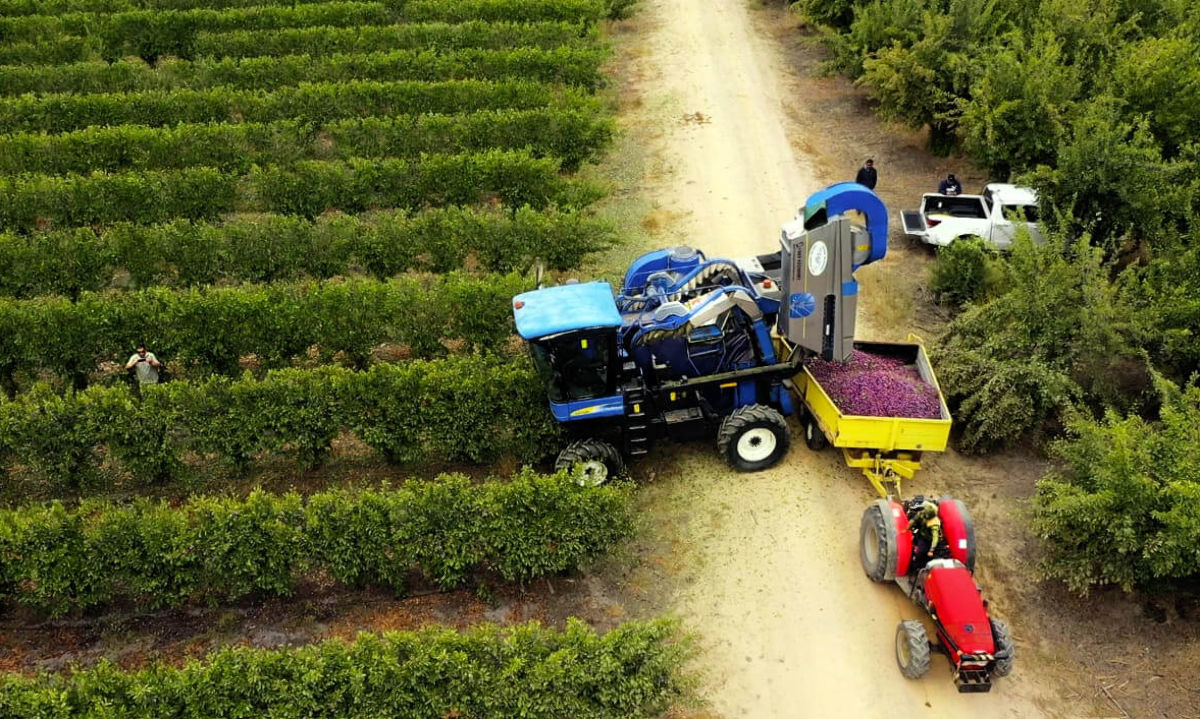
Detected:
[806,350,942,419]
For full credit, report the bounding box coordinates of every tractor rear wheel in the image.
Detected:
[860,499,897,582]
[555,439,624,486]
[803,413,828,451]
[938,494,977,571]
[717,405,790,471]
[895,620,932,679]
[989,618,1015,678]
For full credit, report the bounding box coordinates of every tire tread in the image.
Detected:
[896,619,932,679]
[860,500,897,582]
[716,403,789,471]
[990,617,1014,678]
[554,438,624,483]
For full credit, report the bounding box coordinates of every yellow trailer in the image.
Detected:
[787,335,951,498]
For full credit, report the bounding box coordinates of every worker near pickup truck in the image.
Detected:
[937,173,962,196]
[855,158,877,190]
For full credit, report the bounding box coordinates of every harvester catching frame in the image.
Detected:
[512,183,949,497]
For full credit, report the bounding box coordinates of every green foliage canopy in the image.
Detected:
[1034,383,1200,593]
[0,619,683,719]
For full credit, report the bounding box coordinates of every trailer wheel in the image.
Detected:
[860,499,897,582]
[895,620,932,679]
[717,405,790,471]
[555,439,624,486]
[989,618,1014,678]
[803,413,828,451]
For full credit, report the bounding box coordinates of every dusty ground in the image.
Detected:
[606,1,1200,717]
[768,10,1200,719]
[604,0,1059,714]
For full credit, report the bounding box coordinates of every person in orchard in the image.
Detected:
[125,343,161,385]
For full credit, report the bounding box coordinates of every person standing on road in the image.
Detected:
[937,173,962,196]
[855,158,877,190]
[125,344,161,385]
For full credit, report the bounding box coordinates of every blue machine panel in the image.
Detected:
[550,395,626,423]
[513,281,622,340]
[621,247,705,296]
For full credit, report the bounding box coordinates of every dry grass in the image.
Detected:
[854,254,921,340]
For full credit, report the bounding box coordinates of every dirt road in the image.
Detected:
[622,0,1060,715]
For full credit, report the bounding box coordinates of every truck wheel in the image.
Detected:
[896,620,932,679]
[989,618,1014,678]
[803,413,828,451]
[555,439,624,486]
[717,405,790,472]
[860,499,897,582]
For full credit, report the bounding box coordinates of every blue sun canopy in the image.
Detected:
[513,281,622,340]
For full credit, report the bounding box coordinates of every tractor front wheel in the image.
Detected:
[555,439,624,486]
[990,618,1015,678]
[895,620,932,679]
[860,499,898,582]
[717,404,790,471]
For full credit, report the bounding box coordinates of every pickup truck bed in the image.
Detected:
[923,195,987,220]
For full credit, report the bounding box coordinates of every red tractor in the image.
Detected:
[859,495,1014,692]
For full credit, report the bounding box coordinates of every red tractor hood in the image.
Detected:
[924,566,994,655]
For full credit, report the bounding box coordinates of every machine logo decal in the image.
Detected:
[788,292,816,319]
[807,240,828,276]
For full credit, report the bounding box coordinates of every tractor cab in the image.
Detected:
[513,281,624,423]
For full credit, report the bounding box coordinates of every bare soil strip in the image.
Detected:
[619,0,1062,714]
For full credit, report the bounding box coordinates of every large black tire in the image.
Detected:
[895,620,932,679]
[555,439,624,486]
[717,404,790,472]
[990,618,1015,678]
[803,412,828,451]
[860,499,898,582]
[938,494,977,572]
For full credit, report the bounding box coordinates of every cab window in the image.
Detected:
[529,331,615,402]
[1002,204,1039,223]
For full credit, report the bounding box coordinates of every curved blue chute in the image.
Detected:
[802,182,888,269]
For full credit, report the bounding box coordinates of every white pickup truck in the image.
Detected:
[900,183,1042,249]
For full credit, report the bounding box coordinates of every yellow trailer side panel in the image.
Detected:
[797,341,951,453]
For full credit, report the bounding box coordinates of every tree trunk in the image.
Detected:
[0,364,16,400]
[927,121,956,156]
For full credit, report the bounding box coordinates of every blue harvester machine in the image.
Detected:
[512,183,904,485]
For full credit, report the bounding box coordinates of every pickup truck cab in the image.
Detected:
[901,183,1041,249]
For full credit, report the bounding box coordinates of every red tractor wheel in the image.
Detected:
[895,620,931,679]
[937,495,977,571]
[990,618,1015,677]
[860,499,898,582]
